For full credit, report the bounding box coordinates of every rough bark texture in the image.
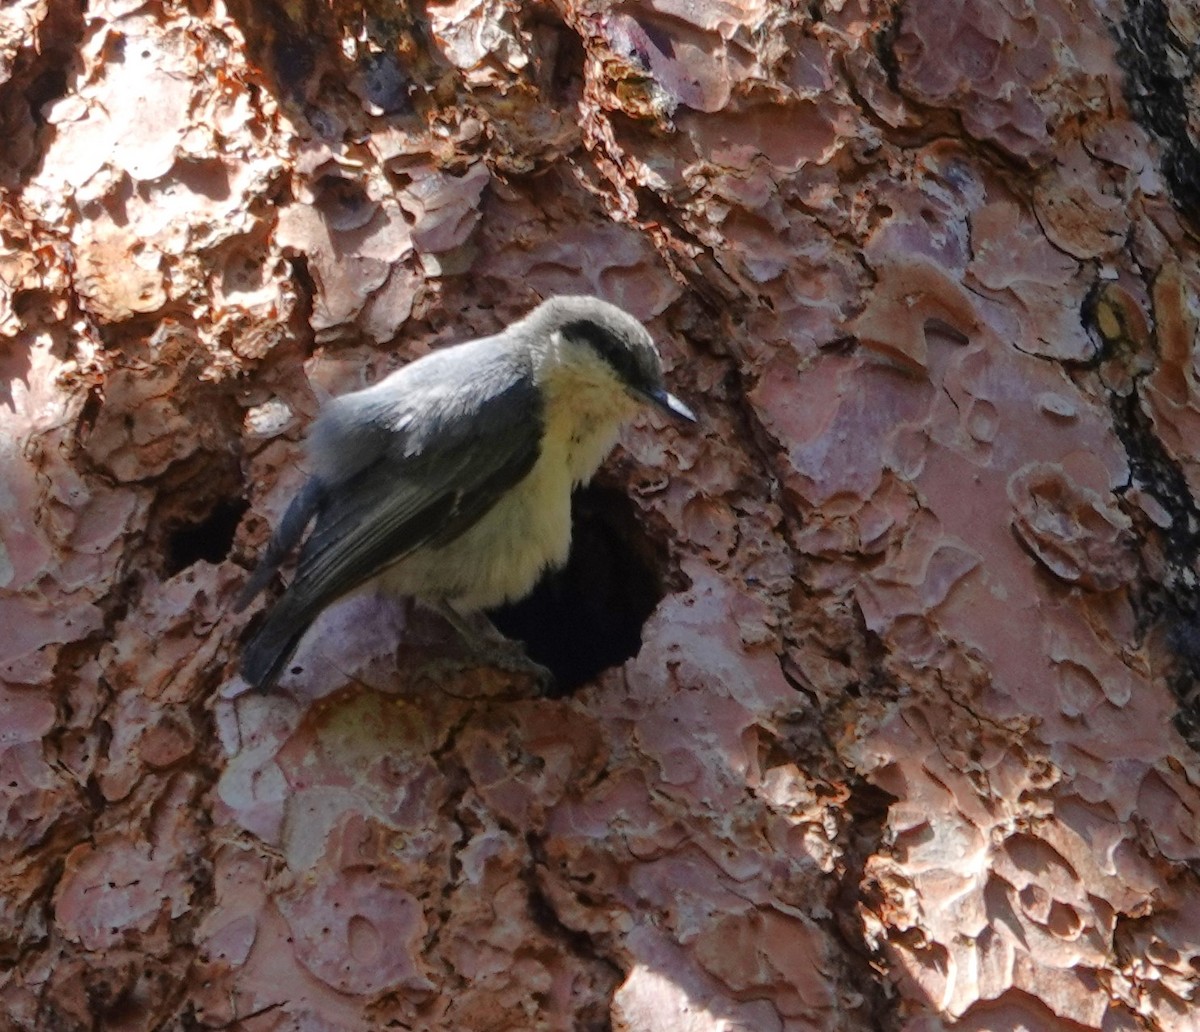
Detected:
[3,0,1200,1029]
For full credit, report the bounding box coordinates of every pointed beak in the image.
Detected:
[641,385,698,424]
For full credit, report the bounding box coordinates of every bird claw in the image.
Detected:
[425,600,555,692]
[473,639,556,694]
[413,641,555,697]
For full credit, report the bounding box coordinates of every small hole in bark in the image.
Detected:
[488,482,670,696]
[165,497,249,575]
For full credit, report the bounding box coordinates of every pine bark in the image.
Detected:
[2,0,1199,1029]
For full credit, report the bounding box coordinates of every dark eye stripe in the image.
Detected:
[562,319,648,389]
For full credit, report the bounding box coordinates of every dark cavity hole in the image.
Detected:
[488,482,667,696]
[165,497,249,575]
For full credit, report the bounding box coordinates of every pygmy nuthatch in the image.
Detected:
[237,295,696,690]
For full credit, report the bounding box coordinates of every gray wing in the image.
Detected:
[294,361,543,604]
[240,352,543,689]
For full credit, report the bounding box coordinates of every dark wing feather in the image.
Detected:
[240,354,543,690]
[234,477,324,612]
[288,372,542,609]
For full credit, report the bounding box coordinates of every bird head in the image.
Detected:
[528,296,697,424]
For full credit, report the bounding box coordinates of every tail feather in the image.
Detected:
[240,595,313,691]
[237,478,325,690]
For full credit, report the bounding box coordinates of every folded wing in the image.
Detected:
[240,349,544,690]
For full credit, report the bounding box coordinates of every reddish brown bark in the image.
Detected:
[3,0,1200,1029]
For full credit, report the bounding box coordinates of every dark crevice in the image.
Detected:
[752,668,902,1030]
[1108,385,1200,748]
[287,255,319,357]
[488,482,670,696]
[873,6,904,95]
[421,712,479,961]
[526,11,586,109]
[26,66,68,123]
[1115,0,1200,223]
[1084,290,1200,750]
[831,778,902,1032]
[524,833,621,1032]
[0,0,85,189]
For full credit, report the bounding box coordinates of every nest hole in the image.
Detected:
[164,497,248,576]
[488,482,671,696]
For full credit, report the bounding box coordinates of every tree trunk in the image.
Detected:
[2,0,1199,1029]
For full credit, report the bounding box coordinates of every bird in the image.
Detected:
[236,294,696,691]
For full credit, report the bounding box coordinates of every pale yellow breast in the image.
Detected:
[540,367,639,486]
[375,362,639,611]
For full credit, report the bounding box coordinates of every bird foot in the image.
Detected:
[416,646,554,698]
[471,638,555,693]
[425,600,556,693]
